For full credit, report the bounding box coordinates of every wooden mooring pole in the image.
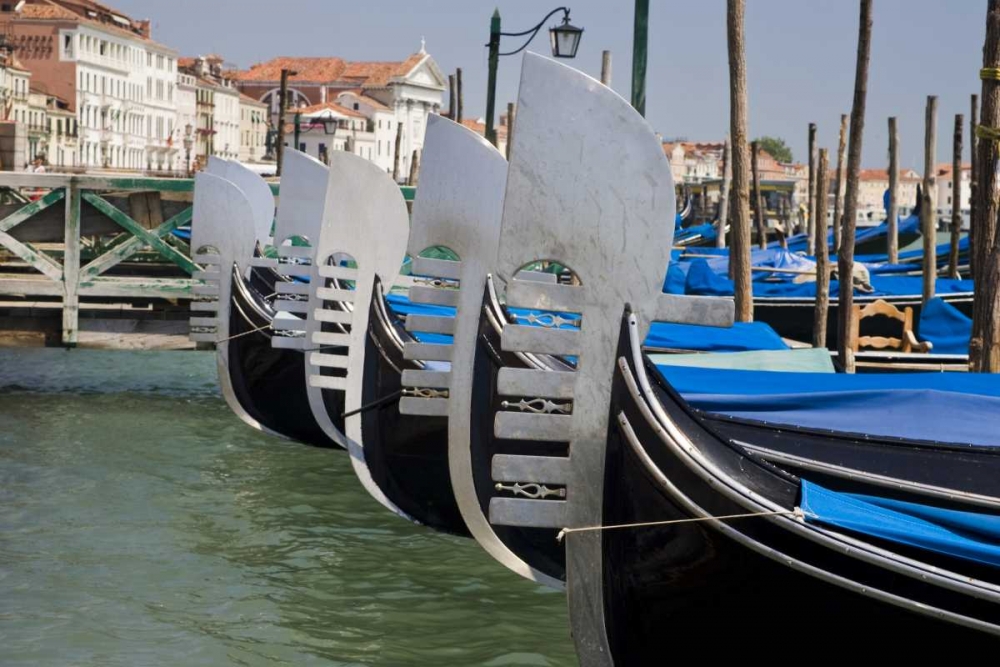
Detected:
[456,68,464,123]
[887,116,900,263]
[922,95,938,304]
[814,149,830,348]
[448,74,457,119]
[601,50,612,86]
[751,140,766,249]
[727,0,752,322]
[716,135,732,248]
[970,0,1000,372]
[506,102,515,160]
[837,0,873,375]
[392,122,403,182]
[807,122,817,255]
[275,68,291,177]
[949,113,964,278]
[833,114,848,253]
[970,93,979,280]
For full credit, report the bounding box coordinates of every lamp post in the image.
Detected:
[484,7,583,147]
[183,123,193,177]
[297,113,338,162]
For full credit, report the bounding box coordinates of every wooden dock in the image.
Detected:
[0,173,416,348]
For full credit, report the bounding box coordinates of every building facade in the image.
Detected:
[936,162,971,217]
[239,93,267,162]
[233,44,445,179]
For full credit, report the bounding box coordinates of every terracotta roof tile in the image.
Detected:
[460,117,506,139]
[336,90,390,111]
[16,0,171,47]
[233,52,425,89]
[295,101,366,118]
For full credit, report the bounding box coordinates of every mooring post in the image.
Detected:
[61,179,81,347]
[601,50,612,86]
[717,135,732,248]
[970,94,980,280]
[949,113,965,278]
[751,140,766,249]
[392,122,403,182]
[922,95,938,304]
[833,114,848,253]
[727,0,752,322]
[807,122,817,255]
[276,68,291,177]
[456,67,464,123]
[448,74,456,119]
[814,149,831,348]
[506,102,516,160]
[837,0,873,375]
[970,0,1000,372]
[888,116,900,263]
[408,149,421,186]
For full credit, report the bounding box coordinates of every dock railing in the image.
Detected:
[0,172,416,347]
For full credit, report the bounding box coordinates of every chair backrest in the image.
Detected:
[851,298,915,353]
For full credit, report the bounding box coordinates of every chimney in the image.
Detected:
[136,19,151,39]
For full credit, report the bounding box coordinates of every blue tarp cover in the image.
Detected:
[644,321,788,352]
[656,364,1000,446]
[388,293,786,353]
[681,258,973,299]
[800,481,1000,568]
[919,297,972,355]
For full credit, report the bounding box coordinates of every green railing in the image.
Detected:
[0,173,416,346]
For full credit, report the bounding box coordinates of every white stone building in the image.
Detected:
[936,162,971,216]
[239,93,268,163]
[233,44,446,180]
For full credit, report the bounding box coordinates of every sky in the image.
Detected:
[110,0,987,170]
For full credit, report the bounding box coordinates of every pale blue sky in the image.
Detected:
[113,0,986,169]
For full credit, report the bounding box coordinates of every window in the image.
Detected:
[64,34,73,58]
[99,41,106,56]
[377,140,381,156]
[353,103,359,111]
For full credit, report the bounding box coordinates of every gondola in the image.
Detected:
[586,308,1000,661]
[190,169,340,448]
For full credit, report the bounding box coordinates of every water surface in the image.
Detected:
[0,349,575,666]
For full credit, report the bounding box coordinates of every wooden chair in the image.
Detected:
[851,298,933,354]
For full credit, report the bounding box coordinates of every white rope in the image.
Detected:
[555,507,804,542]
[214,323,272,343]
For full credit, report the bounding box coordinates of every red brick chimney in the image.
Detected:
[136,19,151,39]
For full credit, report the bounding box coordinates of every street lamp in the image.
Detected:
[183,123,193,178]
[485,7,583,147]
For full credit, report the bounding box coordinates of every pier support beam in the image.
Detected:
[62,181,80,347]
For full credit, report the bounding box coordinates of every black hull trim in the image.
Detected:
[596,314,1000,662]
[359,281,468,536]
[227,268,336,447]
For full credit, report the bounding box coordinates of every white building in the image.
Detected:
[233,44,446,180]
[2,0,181,171]
[937,162,971,217]
[175,69,196,172]
[239,93,268,163]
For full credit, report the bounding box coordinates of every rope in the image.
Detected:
[555,508,804,542]
[341,389,403,419]
[981,67,1000,80]
[214,323,272,343]
[975,125,1000,142]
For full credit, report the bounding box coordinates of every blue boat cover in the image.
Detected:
[388,293,786,353]
[656,364,1000,446]
[800,481,1000,568]
[681,258,973,299]
[919,297,972,355]
[644,321,788,352]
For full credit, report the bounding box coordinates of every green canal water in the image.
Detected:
[0,349,576,666]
